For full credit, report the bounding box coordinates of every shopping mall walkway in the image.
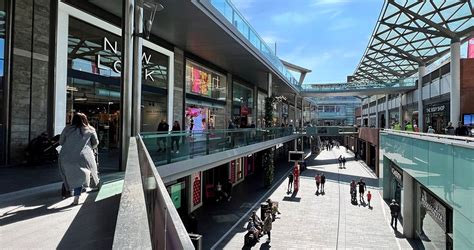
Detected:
[213,147,421,249]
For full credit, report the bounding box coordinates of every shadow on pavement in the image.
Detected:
[57,192,120,249]
[300,168,379,187]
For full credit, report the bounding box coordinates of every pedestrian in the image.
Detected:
[367,190,372,208]
[338,155,343,168]
[357,178,366,203]
[58,113,100,205]
[171,120,181,153]
[315,173,321,193]
[263,210,273,242]
[389,199,400,230]
[320,173,326,193]
[157,119,169,152]
[455,121,469,136]
[342,156,346,168]
[427,126,435,134]
[224,179,233,202]
[287,172,294,193]
[445,122,454,135]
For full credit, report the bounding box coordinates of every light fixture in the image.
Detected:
[74,94,88,101]
[136,0,165,39]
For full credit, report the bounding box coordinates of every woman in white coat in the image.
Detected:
[59,113,99,205]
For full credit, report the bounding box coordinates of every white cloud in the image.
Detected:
[328,18,358,31]
[312,0,351,6]
[271,11,316,25]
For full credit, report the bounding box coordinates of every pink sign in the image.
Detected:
[468,38,474,59]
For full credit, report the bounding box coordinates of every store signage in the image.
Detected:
[468,38,474,59]
[391,167,403,183]
[425,104,446,114]
[96,37,158,81]
[420,188,446,231]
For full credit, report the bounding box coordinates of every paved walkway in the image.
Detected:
[0,172,123,249]
[213,146,419,249]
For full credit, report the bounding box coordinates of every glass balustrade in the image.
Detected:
[208,0,299,87]
[300,77,417,93]
[141,127,295,166]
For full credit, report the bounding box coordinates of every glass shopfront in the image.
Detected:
[185,104,224,131]
[67,17,169,168]
[232,82,254,128]
[0,0,7,164]
[418,187,453,249]
[424,101,449,134]
[389,161,403,213]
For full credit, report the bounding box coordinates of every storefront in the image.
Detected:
[185,60,226,130]
[417,186,453,249]
[0,0,8,165]
[65,16,172,168]
[166,177,188,216]
[257,91,267,128]
[388,161,404,212]
[424,101,449,133]
[232,82,254,128]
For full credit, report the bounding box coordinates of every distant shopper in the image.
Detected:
[405,121,414,131]
[445,122,455,135]
[338,155,343,168]
[59,113,99,205]
[171,121,181,153]
[320,173,326,193]
[287,172,294,193]
[228,120,235,129]
[357,178,366,202]
[389,199,400,230]
[414,124,420,132]
[342,156,346,168]
[224,179,233,202]
[157,119,169,152]
[367,190,372,208]
[263,210,273,242]
[427,126,435,134]
[455,121,469,136]
[315,173,321,193]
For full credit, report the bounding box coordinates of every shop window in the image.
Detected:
[232,82,254,128]
[185,60,227,101]
[0,0,6,164]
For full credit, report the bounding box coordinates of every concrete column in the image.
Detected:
[132,5,143,136]
[294,95,298,127]
[385,94,389,128]
[366,98,370,127]
[120,0,134,170]
[267,73,272,97]
[418,65,425,132]
[398,93,403,128]
[450,40,461,126]
[301,97,304,127]
[375,96,379,128]
[402,171,416,239]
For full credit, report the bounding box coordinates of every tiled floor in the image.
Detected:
[212,147,420,249]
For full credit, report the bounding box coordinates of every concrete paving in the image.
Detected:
[213,147,420,249]
[0,173,123,249]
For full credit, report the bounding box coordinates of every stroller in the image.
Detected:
[350,186,357,204]
[26,133,60,165]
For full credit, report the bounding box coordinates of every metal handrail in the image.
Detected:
[381,129,474,149]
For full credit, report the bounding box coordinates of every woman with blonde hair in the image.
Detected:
[59,113,99,205]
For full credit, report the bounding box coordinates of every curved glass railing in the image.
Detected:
[141,127,296,166]
[208,0,299,87]
[300,78,417,93]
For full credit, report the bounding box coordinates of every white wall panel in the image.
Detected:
[440,75,450,95]
[422,85,430,100]
[431,79,440,98]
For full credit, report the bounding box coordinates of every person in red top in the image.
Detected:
[315,173,321,194]
[293,161,300,193]
[367,190,372,208]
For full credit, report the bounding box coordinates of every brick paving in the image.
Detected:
[213,146,418,249]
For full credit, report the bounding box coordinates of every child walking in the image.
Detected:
[367,190,372,208]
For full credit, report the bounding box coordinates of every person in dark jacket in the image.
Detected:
[320,173,326,193]
[287,172,294,193]
[157,119,169,152]
[389,199,400,230]
[171,121,181,153]
[224,179,233,202]
[455,121,469,136]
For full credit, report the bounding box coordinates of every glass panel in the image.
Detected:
[0,0,5,164]
[232,82,254,128]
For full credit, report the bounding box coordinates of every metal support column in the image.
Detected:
[375,96,379,128]
[120,0,134,170]
[450,39,460,126]
[301,97,304,127]
[294,95,298,127]
[267,73,272,97]
[132,5,143,136]
[417,65,425,132]
[398,93,403,128]
[385,94,389,128]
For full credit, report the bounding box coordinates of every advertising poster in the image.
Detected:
[468,38,474,59]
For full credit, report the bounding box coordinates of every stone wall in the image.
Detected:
[9,0,52,163]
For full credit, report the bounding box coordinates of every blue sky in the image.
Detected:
[231,0,384,83]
